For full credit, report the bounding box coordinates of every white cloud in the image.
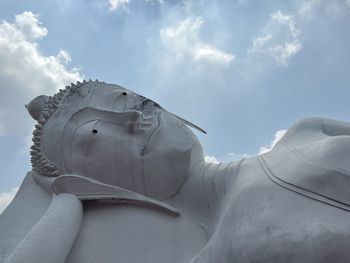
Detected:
[299,0,350,18]
[268,41,301,67]
[258,129,287,154]
[0,11,82,137]
[205,155,219,164]
[0,187,19,214]
[270,10,300,38]
[250,34,272,53]
[108,0,129,11]
[193,43,234,64]
[13,11,48,41]
[220,152,250,162]
[160,17,234,65]
[299,0,320,17]
[105,0,164,11]
[324,0,350,17]
[203,129,286,164]
[146,0,164,4]
[56,49,72,65]
[248,10,301,67]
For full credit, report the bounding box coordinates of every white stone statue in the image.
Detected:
[1,80,350,263]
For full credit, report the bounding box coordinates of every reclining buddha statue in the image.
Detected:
[1,80,350,263]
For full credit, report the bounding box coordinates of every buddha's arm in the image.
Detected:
[5,193,82,263]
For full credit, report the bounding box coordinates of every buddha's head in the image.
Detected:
[26,81,205,200]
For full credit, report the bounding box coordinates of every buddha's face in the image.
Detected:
[38,82,204,200]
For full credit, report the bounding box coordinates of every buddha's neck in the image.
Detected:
[170,158,244,233]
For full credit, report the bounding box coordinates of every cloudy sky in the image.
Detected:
[0,0,350,212]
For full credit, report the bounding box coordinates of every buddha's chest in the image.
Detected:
[66,202,208,263]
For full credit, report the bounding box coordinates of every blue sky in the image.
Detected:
[0,0,350,211]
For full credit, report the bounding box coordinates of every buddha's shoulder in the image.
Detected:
[281,117,350,146]
[261,117,350,209]
[277,117,350,170]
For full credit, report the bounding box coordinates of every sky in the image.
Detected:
[0,0,350,213]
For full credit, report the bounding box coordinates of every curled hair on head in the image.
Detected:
[30,79,102,177]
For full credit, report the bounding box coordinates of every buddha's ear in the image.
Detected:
[26,95,49,121]
[68,107,142,134]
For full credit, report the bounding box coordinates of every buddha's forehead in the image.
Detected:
[71,82,145,112]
